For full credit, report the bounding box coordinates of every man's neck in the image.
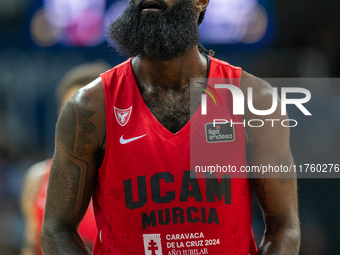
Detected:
[131,47,208,91]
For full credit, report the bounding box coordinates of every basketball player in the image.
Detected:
[41,0,300,254]
[21,61,110,255]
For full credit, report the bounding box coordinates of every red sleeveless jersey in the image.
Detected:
[94,56,257,255]
[35,159,97,254]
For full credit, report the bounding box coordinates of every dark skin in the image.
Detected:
[241,73,300,254]
[132,49,207,133]
[41,0,300,254]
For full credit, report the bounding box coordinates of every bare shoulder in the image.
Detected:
[77,77,105,104]
[57,77,106,153]
[240,70,284,119]
[240,70,275,110]
[240,70,271,88]
[72,77,105,117]
[240,70,289,148]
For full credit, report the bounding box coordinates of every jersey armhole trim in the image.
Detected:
[97,76,110,177]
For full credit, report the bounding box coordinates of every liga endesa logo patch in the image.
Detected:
[205,123,235,143]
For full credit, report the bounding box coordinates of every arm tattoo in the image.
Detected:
[74,97,97,156]
[58,97,97,157]
[49,96,97,223]
[49,141,90,223]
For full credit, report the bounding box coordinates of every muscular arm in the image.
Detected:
[241,72,300,255]
[41,78,105,254]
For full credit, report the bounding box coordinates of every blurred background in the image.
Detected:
[0,0,339,254]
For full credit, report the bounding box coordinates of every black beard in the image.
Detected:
[107,0,200,61]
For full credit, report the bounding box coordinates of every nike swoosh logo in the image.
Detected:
[120,134,147,144]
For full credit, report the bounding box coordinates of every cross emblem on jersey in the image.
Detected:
[148,240,158,255]
[114,106,132,126]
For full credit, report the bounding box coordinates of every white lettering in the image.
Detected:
[248,87,278,115]
[281,87,312,116]
[200,86,311,116]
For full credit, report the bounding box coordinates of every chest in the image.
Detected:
[141,89,202,134]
